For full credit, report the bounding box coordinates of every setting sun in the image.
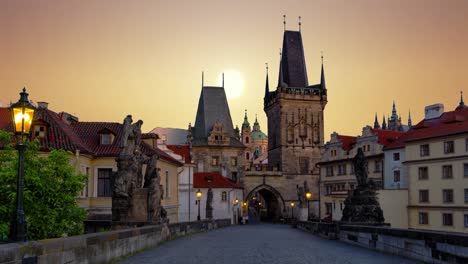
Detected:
[219,71,244,99]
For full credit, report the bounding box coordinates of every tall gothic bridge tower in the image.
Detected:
[243,22,328,221]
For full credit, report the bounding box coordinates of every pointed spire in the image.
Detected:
[283,15,286,31]
[456,91,467,110]
[373,113,380,129]
[382,115,387,130]
[278,48,285,87]
[320,51,326,90]
[242,109,250,129]
[265,63,270,97]
[298,16,302,32]
[253,114,260,131]
[391,101,397,119]
[408,110,412,128]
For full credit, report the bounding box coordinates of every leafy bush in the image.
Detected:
[0,130,87,241]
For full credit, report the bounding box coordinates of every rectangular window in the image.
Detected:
[342,164,347,175]
[443,189,454,203]
[464,164,468,178]
[465,189,468,203]
[101,134,111,145]
[326,166,334,176]
[325,203,332,215]
[443,213,453,226]
[165,171,169,198]
[420,144,430,157]
[34,125,46,138]
[419,190,429,203]
[419,212,428,225]
[465,214,468,227]
[418,167,428,180]
[231,157,237,167]
[374,161,381,172]
[211,156,219,166]
[325,185,332,195]
[444,141,454,154]
[231,172,238,182]
[442,165,453,179]
[466,138,468,152]
[97,168,112,197]
[393,170,401,182]
[393,153,400,161]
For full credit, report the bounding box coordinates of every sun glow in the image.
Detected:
[219,71,244,99]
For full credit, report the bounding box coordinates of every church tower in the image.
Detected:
[264,29,328,174]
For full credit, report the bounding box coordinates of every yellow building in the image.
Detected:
[405,103,468,232]
[0,102,183,224]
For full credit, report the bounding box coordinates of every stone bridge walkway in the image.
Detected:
[118,224,418,264]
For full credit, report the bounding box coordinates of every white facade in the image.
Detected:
[383,147,407,189]
[195,188,243,224]
[178,164,198,222]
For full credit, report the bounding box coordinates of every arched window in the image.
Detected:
[246,152,250,160]
[245,137,250,144]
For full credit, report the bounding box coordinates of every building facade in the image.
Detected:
[406,103,468,232]
[319,126,404,224]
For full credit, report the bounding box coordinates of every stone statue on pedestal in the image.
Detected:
[341,148,384,223]
[206,188,213,219]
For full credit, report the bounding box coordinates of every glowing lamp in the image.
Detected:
[11,88,35,136]
[196,189,202,200]
[233,198,239,205]
[306,191,312,200]
[290,202,295,207]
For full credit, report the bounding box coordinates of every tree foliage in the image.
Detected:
[0,130,87,241]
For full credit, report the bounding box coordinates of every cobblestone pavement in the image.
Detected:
[118,224,418,264]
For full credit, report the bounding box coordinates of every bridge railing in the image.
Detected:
[296,221,468,264]
[0,219,231,264]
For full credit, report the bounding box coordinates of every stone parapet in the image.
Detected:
[0,219,231,264]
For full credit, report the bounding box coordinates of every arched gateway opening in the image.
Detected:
[246,185,285,223]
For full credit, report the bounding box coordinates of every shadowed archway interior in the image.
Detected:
[246,184,285,222]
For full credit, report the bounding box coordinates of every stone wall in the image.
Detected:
[0,219,231,264]
[296,221,468,263]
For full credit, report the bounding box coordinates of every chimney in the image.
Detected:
[38,102,49,109]
[424,104,444,120]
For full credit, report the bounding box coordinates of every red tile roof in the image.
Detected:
[193,172,243,189]
[337,135,356,151]
[0,107,182,166]
[371,129,405,147]
[403,107,468,142]
[167,144,191,164]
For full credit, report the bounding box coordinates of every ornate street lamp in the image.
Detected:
[196,189,202,221]
[290,202,295,220]
[305,191,312,221]
[9,88,35,242]
[233,198,239,205]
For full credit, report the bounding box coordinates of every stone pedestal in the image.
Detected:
[298,207,308,221]
[341,185,384,223]
[130,188,149,222]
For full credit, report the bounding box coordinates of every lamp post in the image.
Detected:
[290,202,295,220]
[305,191,312,221]
[196,189,202,221]
[9,88,35,242]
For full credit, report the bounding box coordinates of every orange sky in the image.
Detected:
[1,0,467,140]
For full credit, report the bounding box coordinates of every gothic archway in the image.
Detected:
[246,184,285,222]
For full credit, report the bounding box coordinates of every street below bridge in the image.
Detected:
[119,224,418,264]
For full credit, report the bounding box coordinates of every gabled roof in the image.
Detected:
[337,135,356,151]
[278,30,309,88]
[193,172,243,189]
[193,86,244,147]
[167,144,191,164]
[0,107,182,166]
[370,129,405,147]
[403,107,468,142]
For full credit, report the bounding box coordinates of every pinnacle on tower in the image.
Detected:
[391,101,397,120]
[408,110,412,128]
[242,109,250,129]
[456,91,467,110]
[265,63,270,98]
[320,52,326,90]
[373,113,380,129]
[382,115,387,130]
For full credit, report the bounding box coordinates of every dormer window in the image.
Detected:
[33,125,46,138]
[98,128,115,145]
[101,134,112,145]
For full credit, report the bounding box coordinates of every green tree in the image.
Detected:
[0,130,87,241]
